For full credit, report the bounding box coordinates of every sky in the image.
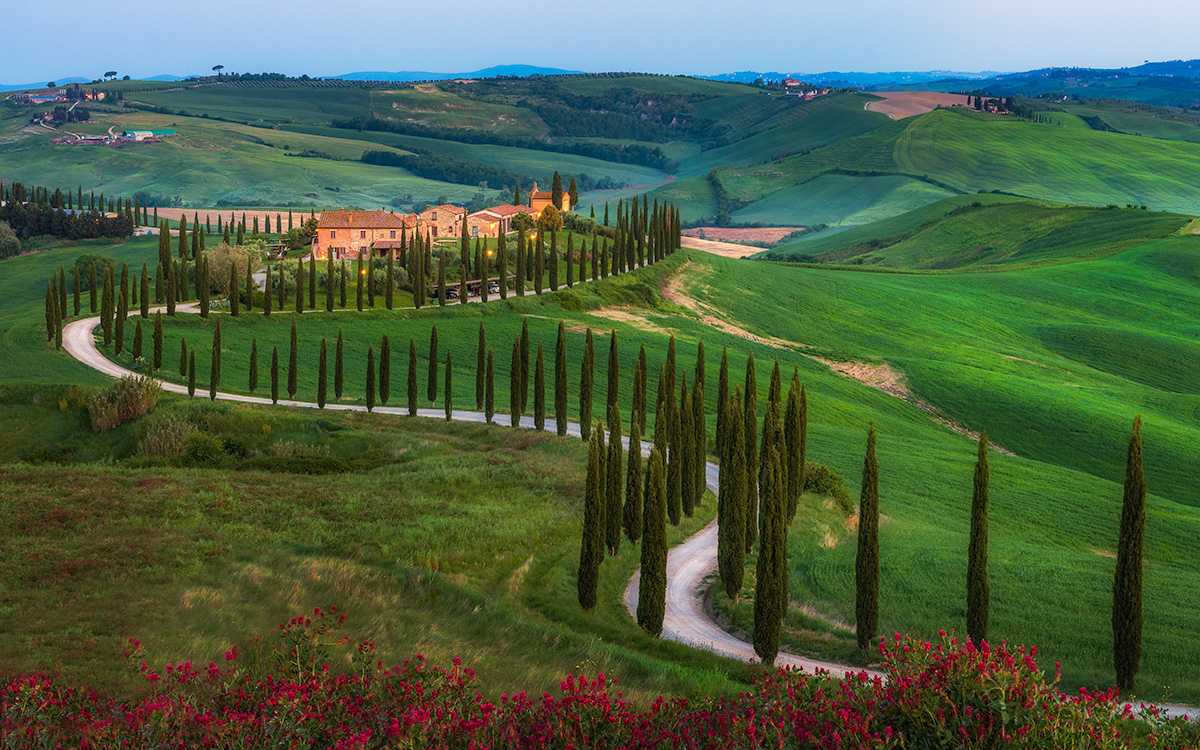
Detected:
[6,0,1200,84]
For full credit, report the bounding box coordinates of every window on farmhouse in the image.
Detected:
[331,230,336,239]
[360,230,366,239]
[390,230,396,238]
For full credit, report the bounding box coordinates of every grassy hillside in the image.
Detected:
[731,173,957,228]
[717,107,1200,222]
[0,398,727,700]
[765,196,1192,268]
[28,228,1194,701]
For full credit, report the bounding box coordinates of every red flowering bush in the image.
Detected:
[2,613,1196,749]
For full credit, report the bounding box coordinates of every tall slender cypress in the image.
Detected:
[152,313,163,370]
[309,250,317,309]
[784,372,805,520]
[326,254,335,312]
[444,349,453,421]
[624,421,643,544]
[228,264,239,317]
[408,338,418,417]
[519,318,530,412]
[1113,415,1146,692]
[366,346,376,412]
[606,409,624,555]
[638,447,668,636]
[555,321,568,436]
[967,432,990,645]
[856,423,880,651]
[180,336,188,377]
[335,330,345,400]
[367,253,376,309]
[208,318,221,400]
[743,353,759,553]
[437,249,447,307]
[357,251,365,311]
[534,343,546,430]
[263,265,272,317]
[476,322,486,410]
[580,329,594,440]
[317,339,328,409]
[636,345,648,434]
[270,345,279,404]
[719,394,747,602]
[188,349,196,398]
[244,261,253,313]
[294,256,304,314]
[140,264,149,318]
[248,338,258,392]
[380,335,391,405]
[340,261,348,308]
[680,377,696,518]
[427,325,439,404]
[486,348,495,424]
[287,318,298,399]
[667,394,682,526]
[510,339,521,428]
[693,380,707,507]
[578,432,604,612]
[754,446,786,666]
[606,330,620,423]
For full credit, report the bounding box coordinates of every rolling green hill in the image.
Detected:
[764,196,1193,268]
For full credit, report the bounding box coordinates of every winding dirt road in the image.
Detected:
[61,312,1196,718]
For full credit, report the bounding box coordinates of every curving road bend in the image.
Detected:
[61,313,1196,719]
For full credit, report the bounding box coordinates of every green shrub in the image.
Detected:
[182,431,228,467]
[88,376,160,433]
[804,460,854,515]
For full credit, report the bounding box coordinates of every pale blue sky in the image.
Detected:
[6,0,1198,83]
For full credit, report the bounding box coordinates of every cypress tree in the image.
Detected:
[534,236,544,295]
[695,339,706,390]
[245,262,254,313]
[624,421,644,544]
[638,446,668,635]
[444,349,453,421]
[90,264,98,312]
[636,345,648,434]
[580,328,594,440]
[693,380,707,507]
[100,267,113,345]
[73,266,82,317]
[327,254,335,312]
[270,346,279,404]
[510,339,521,428]
[606,408,624,555]
[486,348,495,424]
[248,338,258,392]
[386,250,395,310]
[188,349,196,398]
[335,330,345,400]
[578,431,604,612]
[719,395,747,602]
[309,250,317,309]
[228,264,239,317]
[287,318,298,399]
[357,251,365,311]
[784,373,805,520]
[427,325,439,404]
[664,335,677,440]
[555,321,568,436]
[340,261,348,308]
[551,171,564,210]
[754,446,786,666]
[197,255,210,318]
[1114,415,1146,692]
[653,364,668,454]
[114,292,126,355]
[408,338,418,417]
[606,330,620,423]
[380,335,391,406]
[476,322,486,410]
[367,253,376,309]
[275,258,283,310]
[152,313,163,370]
[743,352,759,553]
[967,431,990,645]
[667,394,682,526]
[566,233,574,288]
[263,265,272,316]
[534,343,546,430]
[498,230,508,299]
[155,264,164,309]
[515,229,526,297]
[211,319,222,397]
[132,319,144,360]
[520,318,530,412]
[437,249,447,307]
[548,230,558,291]
[856,422,880,651]
[681,377,695,518]
[758,389,783,544]
[366,345,376,412]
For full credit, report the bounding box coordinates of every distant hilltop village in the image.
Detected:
[313,182,571,262]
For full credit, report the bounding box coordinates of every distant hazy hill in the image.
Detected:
[0,77,89,93]
[702,70,1001,86]
[328,65,582,81]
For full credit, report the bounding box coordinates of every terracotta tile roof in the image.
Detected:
[419,204,466,216]
[371,240,407,249]
[318,210,410,229]
[479,203,537,217]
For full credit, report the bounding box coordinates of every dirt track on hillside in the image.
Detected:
[680,236,761,259]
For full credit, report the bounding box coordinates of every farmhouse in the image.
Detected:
[466,204,538,239]
[415,204,466,238]
[312,210,415,261]
[528,182,571,213]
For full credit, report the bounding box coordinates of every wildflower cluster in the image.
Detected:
[2,616,1196,748]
